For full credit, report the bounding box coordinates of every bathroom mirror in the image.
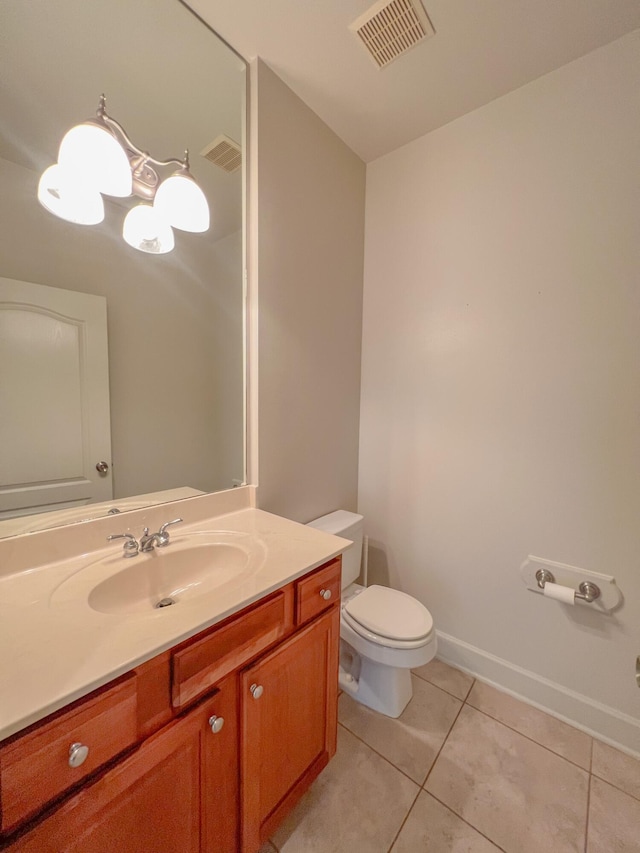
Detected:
[0,0,247,538]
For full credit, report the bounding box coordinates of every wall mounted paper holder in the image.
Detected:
[520,555,623,613]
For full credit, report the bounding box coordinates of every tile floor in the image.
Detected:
[259,659,640,853]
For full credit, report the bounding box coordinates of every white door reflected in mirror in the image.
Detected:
[0,277,112,518]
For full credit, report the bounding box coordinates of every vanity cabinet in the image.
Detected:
[0,677,138,834]
[0,557,341,853]
[10,696,207,853]
[241,606,339,852]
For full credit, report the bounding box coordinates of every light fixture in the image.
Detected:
[154,158,209,233]
[38,164,105,225]
[123,204,174,255]
[58,122,132,198]
[38,95,210,254]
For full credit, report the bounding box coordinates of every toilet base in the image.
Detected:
[339,652,414,718]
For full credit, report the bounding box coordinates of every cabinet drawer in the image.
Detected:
[0,676,137,833]
[295,558,341,625]
[172,588,293,709]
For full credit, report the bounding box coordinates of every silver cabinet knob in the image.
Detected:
[68,742,89,768]
[320,588,332,601]
[95,461,109,474]
[208,715,225,734]
[250,683,263,699]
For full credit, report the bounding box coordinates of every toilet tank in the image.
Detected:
[307,510,364,588]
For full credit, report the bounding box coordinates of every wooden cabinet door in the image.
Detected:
[8,711,201,853]
[7,684,239,853]
[200,675,239,853]
[240,606,339,853]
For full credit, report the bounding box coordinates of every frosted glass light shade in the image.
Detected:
[37,164,105,225]
[154,173,209,233]
[123,204,174,254]
[58,122,132,197]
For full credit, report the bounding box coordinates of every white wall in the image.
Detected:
[255,61,366,522]
[360,31,640,753]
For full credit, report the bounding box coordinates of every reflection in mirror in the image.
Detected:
[0,0,247,538]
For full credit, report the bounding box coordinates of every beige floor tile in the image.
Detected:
[338,675,462,783]
[592,740,640,800]
[272,726,419,853]
[425,705,589,853]
[587,776,640,852]
[391,790,502,852]
[413,658,475,700]
[467,680,592,769]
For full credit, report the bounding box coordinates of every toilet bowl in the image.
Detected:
[307,511,437,718]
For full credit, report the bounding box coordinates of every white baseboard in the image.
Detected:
[436,630,640,760]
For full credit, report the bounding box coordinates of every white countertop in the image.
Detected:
[0,505,349,741]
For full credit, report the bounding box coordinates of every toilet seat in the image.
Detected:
[343,585,434,650]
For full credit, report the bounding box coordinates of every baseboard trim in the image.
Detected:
[436,630,640,759]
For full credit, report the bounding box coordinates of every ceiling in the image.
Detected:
[190,0,640,162]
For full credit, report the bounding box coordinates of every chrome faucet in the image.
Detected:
[107,518,183,556]
[106,532,139,558]
[139,518,183,552]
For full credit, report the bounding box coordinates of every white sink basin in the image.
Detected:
[51,532,267,615]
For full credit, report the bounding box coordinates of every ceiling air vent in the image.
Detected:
[349,0,435,69]
[201,134,242,174]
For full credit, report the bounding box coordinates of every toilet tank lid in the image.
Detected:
[306,510,363,535]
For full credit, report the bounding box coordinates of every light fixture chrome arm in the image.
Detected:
[95,95,190,201]
[96,94,186,170]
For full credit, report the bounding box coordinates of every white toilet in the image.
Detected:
[307,510,437,718]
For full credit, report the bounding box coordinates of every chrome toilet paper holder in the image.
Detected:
[535,569,601,603]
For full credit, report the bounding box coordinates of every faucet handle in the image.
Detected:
[157,518,183,546]
[158,518,182,536]
[107,532,137,543]
[106,532,139,557]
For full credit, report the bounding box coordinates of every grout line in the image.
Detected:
[336,721,422,787]
[424,789,509,853]
[386,786,422,852]
[421,693,509,853]
[589,771,640,804]
[585,748,640,806]
[584,772,592,853]
[421,692,467,789]
[464,700,592,773]
[412,668,474,702]
[430,693,590,852]
[412,676,469,708]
